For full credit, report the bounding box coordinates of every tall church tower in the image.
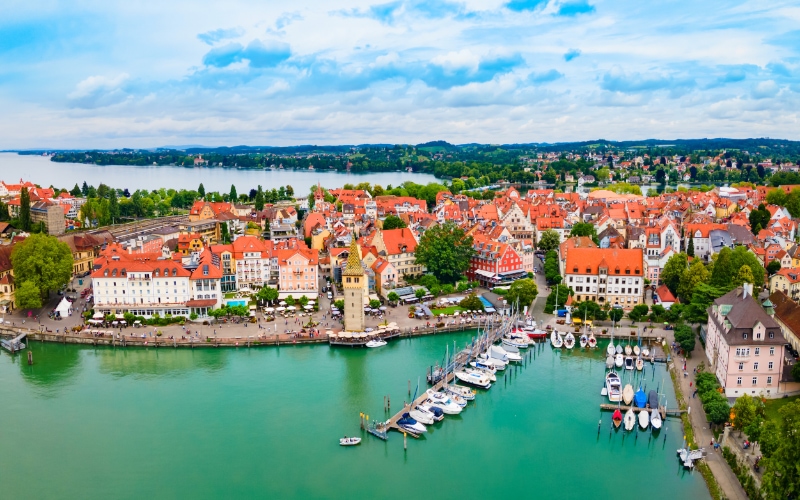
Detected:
[342,236,365,332]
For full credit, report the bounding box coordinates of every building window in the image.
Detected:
[767,376,772,385]
[770,347,775,356]
[736,377,742,385]
[768,362,773,370]
[755,347,760,356]
[753,362,759,371]
[743,333,748,339]
[738,362,744,371]
[769,332,774,339]
[752,377,757,385]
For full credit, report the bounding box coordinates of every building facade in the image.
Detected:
[342,238,366,332]
[564,247,645,308]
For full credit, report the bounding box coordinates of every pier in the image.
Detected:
[598,404,678,420]
[1,331,26,353]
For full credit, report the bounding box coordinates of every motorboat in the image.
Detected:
[340,437,361,446]
[606,340,615,356]
[525,328,548,340]
[564,333,575,349]
[409,408,434,425]
[651,408,663,430]
[638,408,650,429]
[502,336,528,350]
[605,371,622,402]
[648,390,659,410]
[417,404,444,422]
[624,408,636,431]
[366,339,387,348]
[465,365,496,382]
[493,345,521,362]
[642,346,650,358]
[397,413,427,433]
[636,357,644,371]
[633,345,641,356]
[615,353,624,368]
[622,384,634,405]
[579,335,588,348]
[588,333,597,348]
[605,356,614,369]
[506,330,533,346]
[624,356,634,370]
[615,344,623,355]
[551,331,563,348]
[634,386,647,408]
[445,383,476,400]
[477,353,507,371]
[454,370,492,389]
[624,344,632,356]
[423,397,462,414]
[612,409,623,428]
[427,389,466,408]
[469,360,497,376]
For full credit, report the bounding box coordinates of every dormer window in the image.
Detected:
[155,270,160,277]
[615,267,620,274]
[104,269,109,277]
[112,269,117,277]
[573,266,578,273]
[172,269,177,277]
[743,333,748,339]
[769,333,774,339]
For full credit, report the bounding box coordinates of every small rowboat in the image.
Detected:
[612,409,623,428]
[340,437,361,446]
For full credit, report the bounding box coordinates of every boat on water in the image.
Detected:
[397,413,427,433]
[642,346,650,357]
[340,437,362,446]
[492,344,521,362]
[648,390,659,409]
[445,383,476,400]
[634,386,647,408]
[622,384,634,405]
[524,328,548,340]
[677,447,705,468]
[502,336,527,350]
[409,408,434,425]
[605,356,614,369]
[469,360,497,376]
[417,404,444,421]
[638,408,650,429]
[551,331,563,348]
[488,345,509,363]
[366,339,387,348]
[635,357,644,371]
[606,340,615,356]
[615,353,624,368]
[624,356,634,370]
[579,335,588,348]
[624,408,636,431]
[423,396,462,414]
[464,366,496,382]
[605,371,622,402]
[564,333,575,349]
[454,370,492,389]
[588,333,597,348]
[612,409,623,428]
[651,409,662,430]
[633,345,640,356]
[427,389,466,408]
[427,366,446,384]
[624,344,632,356]
[615,344,623,355]
[477,353,506,370]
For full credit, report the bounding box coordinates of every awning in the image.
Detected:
[186,299,217,307]
[278,292,318,300]
[475,270,496,278]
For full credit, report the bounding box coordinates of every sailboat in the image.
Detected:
[641,344,650,358]
[615,353,624,368]
[634,385,647,408]
[615,343,623,355]
[564,332,575,349]
[605,355,614,369]
[612,409,623,428]
[635,357,644,371]
[579,334,588,348]
[638,408,650,429]
[624,408,636,431]
[622,383,634,405]
[551,331,563,348]
[633,344,641,356]
[606,334,615,356]
[651,408,662,430]
[624,343,632,356]
[588,333,597,348]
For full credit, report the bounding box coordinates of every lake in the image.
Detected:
[0,333,710,500]
[0,153,440,194]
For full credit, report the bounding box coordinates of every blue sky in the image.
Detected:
[0,0,798,148]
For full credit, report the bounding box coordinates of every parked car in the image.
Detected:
[327,291,333,299]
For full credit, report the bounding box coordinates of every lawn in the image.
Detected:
[430,306,467,316]
[764,395,800,423]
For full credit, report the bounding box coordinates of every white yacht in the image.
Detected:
[491,345,521,363]
[605,371,622,402]
[638,409,650,429]
[366,339,387,348]
[423,396,462,414]
[564,332,575,349]
[445,384,476,400]
[624,408,636,431]
[465,365,496,382]
[615,353,624,368]
[551,331,563,348]
[409,408,434,425]
[455,370,492,389]
[651,408,662,430]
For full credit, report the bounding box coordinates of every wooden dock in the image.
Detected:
[599,404,687,419]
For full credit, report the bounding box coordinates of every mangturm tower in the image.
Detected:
[342,236,365,332]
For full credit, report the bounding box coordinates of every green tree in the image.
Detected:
[256,286,278,304]
[369,299,381,309]
[387,291,400,304]
[569,222,599,245]
[677,259,710,302]
[761,400,800,500]
[382,215,407,230]
[81,181,89,197]
[573,300,605,321]
[505,279,538,310]
[415,288,427,300]
[544,284,571,313]
[198,183,206,199]
[70,183,82,197]
[648,304,666,322]
[14,280,42,309]
[628,304,649,322]
[19,186,31,231]
[734,265,755,288]
[284,295,295,307]
[766,259,782,275]
[731,394,759,434]
[219,222,231,244]
[759,420,781,458]
[749,204,771,235]
[686,236,695,257]
[459,293,484,311]
[334,299,345,310]
[255,185,265,211]
[673,324,696,354]
[544,250,562,284]
[704,398,731,425]
[609,307,624,323]
[108,189,120,224]
[229,184,237,202]
[661,252,688,295]
[414,222,474,284]
[709,247,734,287]
[537,229,561,252]
[683,283,727,324]
[10,234,73,305]
[792,362,800,382]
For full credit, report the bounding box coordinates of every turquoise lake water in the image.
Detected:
[0,331,709,499]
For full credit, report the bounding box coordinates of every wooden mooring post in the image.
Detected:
[27,350,33,365]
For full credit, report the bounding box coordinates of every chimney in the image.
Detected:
[742,283,752,299]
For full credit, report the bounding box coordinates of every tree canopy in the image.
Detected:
[661,253,688,295]
[414,222,474,284]
[504,279,538,310]
[537,229,560,252]
[382,214,407,230]
[569,222,599,245]
[11,234,73,309]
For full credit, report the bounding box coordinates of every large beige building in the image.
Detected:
[564,247,645,308]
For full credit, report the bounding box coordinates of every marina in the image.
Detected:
[0,327,709,499]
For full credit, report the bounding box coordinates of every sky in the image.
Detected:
[0,0,799,148]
